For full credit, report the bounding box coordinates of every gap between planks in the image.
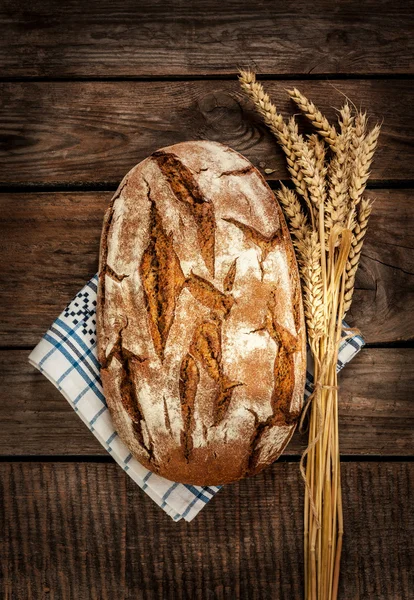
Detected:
[0,455,413,463]
[1,74,414,83]
[1,180,414,194]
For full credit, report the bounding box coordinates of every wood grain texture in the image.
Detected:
[1,462,127,600]
[0,80,413,185]
[0,0,413,77]
[1,189,412,347]
[1,461,412,599]
[348,189,414,343]
[1,349,413,456]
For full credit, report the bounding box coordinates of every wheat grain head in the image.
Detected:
[343,197,373,314]
[287,88,337,148]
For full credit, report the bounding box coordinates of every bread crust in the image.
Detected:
[97,141,306,485]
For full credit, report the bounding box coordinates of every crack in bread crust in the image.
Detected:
[184,272,234,318]
[218,166,255,177]
[102,265,129,282]
[222,217,283,280]
[246,308,299,474]
[163,395,173,436]
[188,318,242,434]
[223,258,238,293]
[179,353,200,461]
[101,327,154,461]
[139,188,186,361]
[152,150,216,277]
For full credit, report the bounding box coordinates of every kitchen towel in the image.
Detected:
[29,274,364,522]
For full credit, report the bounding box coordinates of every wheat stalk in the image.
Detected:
[239,72,380,600]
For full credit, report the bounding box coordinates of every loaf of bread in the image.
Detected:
[97,141,306,485]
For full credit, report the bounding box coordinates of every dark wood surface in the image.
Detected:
[1,0,413,77]
[0,1,413,598]
[1,462,412,599]
[1,81,413,185]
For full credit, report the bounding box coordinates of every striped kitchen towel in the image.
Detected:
[29,274,364,522]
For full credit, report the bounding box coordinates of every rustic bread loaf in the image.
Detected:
[97,141,306,485]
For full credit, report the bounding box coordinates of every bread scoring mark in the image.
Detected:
[223,258,238,293]
[189,319,243,429]
[190,320,222,381]
[213,379,244,426]
[139,190,186,362]
[163,395,173,436]
[222,217,283,281]
[266,316,299,421]
[102,265,130,283]
[179,353,200,461]
[178,267,241,435]
[218,165,255,177]
[100,326,148,371]
[185,271,234,318]
[100,326,155,462]
[152,150,216,277]
[245,297,300,474]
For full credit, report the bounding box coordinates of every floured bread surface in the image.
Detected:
[97,141,306,485]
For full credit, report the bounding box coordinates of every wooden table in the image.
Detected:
[1,2,413,598]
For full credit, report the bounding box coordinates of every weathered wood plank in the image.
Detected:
[1,462,126,600]
[348,189,414,344]
[0,192,106,348]
[1,189,412,346]
[1,461,412,599]
[1,349,413,456]
[1,0,413,77]
[0,80,412,185]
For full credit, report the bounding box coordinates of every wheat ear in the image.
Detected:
[325,104,354,243]
[278,118,311,202]
[287,88,337,148]
[350,111,367,162]
[308,134,326,172]
[295,231,325,342]
[276,184,310,241]
[239,69,285,137]
[349,124,381,207]
[238,70,311,204]
[298,143,327,207]
[343,198,373,314]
